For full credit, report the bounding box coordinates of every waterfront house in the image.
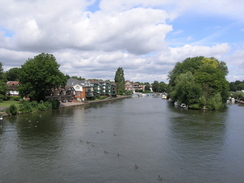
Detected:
[6,81,19,96]
[125,80,149,93]
[65,79,86,102]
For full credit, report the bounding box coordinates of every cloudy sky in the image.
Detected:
[0,0,244,83]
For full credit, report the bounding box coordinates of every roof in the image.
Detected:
[7,81,19,86]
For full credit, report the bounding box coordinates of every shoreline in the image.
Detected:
[0,95,131,117]
[59,95,131,108]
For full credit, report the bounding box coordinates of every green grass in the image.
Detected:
[0,101,21,108]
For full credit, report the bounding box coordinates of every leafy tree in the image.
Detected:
[159,82,168,92]
[168,56,229,110]
[169,71,202,105]
[229,80,244,91]
[144,82,151,91]
[70,76,86,80]
[152,81,168,92]
[18,53,67,102]
[152,81,159,92]
[5,67,20,81]
[114,67,125,95]
[0,62,7,102]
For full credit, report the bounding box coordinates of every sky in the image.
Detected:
[0,0,244,83]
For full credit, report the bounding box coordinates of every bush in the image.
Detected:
[13,96,21,101]
[7,104,18,116]
[19,102,33,113]
[44,101,52,109]
[209,93,224,110]
[50,100,60,109]
[30,101,39,108]
[37,103,47,111]
[0,94,4,102]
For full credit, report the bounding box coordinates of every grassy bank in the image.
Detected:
[0,101,21,108]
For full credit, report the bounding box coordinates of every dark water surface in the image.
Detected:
[0,96,244,183]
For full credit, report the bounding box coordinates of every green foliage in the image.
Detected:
[230,91,244,99]
[168,56,229,110]
[208,93,224,110]
[125,90,133,95]
[5,67,20,81]
[30,101,39,108]
[152,81,168,92]
[19,101,33,113]
[36,101,47,111]
[18,53,67,102]
[169,72,202,105]
[6,104,18,116]
[18,100,55,113]
[114,67,125,95]
[49,100,60,109]
[13,96,21,101]
[0,80,8,99]
[144,83,151,91]
[229,80,244,91]
[70,76,86,80]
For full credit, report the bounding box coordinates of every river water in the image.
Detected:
[0,96,244,183]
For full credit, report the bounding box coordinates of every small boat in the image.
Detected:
[0,116,3,128]
[162,94,167,99]
[180,103,187,108]
[132,94,139,97]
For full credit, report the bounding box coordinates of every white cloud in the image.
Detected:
[0,0,243,83]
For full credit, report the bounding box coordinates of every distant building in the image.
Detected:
[125,80,151,93]
[7,81,19,96]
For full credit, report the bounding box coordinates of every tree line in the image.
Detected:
[1,53,243,110]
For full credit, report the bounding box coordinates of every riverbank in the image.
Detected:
[0,95,131,117]
[59,95,131,108]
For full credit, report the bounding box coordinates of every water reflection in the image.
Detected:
[0,97,244,183]
[168,104,228,182]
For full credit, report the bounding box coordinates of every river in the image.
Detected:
[0,96,244,183]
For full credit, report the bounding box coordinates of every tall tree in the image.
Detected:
[114,67,125,95]
[0,62,7,101]
[152,81,159,92]
[18,53,67,102]
[5,67,20,81]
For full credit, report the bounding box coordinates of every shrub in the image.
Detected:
[50,100,60,109]
[37,103,47,111]
[30,101,39,108]
[44,101,52,109]
[0,94,4,102]
[19,102,33,113]
[13,96,21,101]
[7,104,18,116]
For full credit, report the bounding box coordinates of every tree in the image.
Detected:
[5,67,20,81]
[152,81,168,92]
[169,71,202,106]
[152,81,159,92]
[168,56,229,110]
[0,62,7,102]
[18,53,67,102]
[114,67,125,95]
[144,82,151,92]
[159,82,168,92]
[70,76,86,80]
[229,80,244,91]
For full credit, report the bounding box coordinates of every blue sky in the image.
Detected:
[0,0,244,83]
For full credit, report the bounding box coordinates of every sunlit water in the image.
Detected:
[0,96,244,183]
